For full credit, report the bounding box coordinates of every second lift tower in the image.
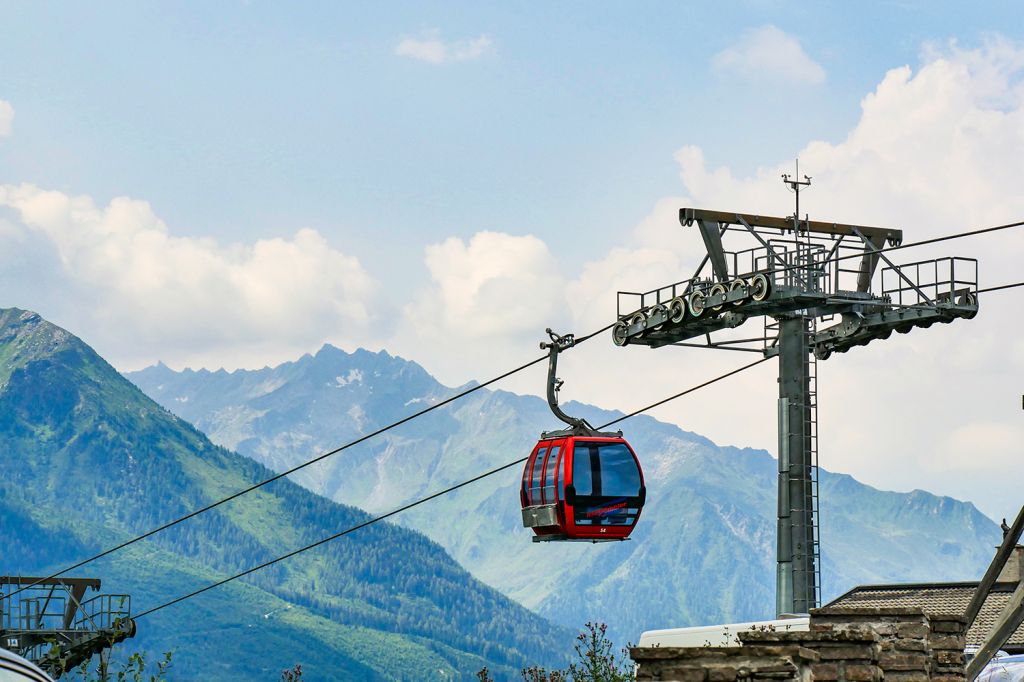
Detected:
[611,170,979,615]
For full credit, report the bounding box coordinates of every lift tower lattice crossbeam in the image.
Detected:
[0,576,136,676]
[612,182,979,616]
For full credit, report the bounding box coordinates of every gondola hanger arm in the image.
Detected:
[539,329,597,435]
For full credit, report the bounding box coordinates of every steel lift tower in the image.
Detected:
[612,174,979,616]
[0,575,135,676]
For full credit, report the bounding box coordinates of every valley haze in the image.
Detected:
[129,342,1002,647]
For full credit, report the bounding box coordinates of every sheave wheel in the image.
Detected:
[646,304,666,330]
[708,283,727,312]
[748,273,771,302]
[668,296,687,324]
[687,290,706,318]
[728,278,747,306]
[612,321,629,346]
[962,291,978,319]
[629,312,647,335]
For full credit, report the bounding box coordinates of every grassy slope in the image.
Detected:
[0,309,570,680]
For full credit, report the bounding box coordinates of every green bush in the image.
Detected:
[479,622,634,682]
[60,650,172,682]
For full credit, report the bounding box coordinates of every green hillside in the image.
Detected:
[0,308,571,680]
[129,343,1003,645]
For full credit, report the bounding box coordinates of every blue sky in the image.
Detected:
[1,2,1023,519]
[3,1,1021,278]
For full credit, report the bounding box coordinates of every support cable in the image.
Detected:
[1,323,611,602]
[977,281,1024,295]
[865,219,1024,256]
[133,356,769,620]
[690,219,1024,291]
[10,225,1024,602]
[821,219,1024,274]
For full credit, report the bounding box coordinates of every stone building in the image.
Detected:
[826,546,1024,654]
[631,606,965,682]
[630,546,1023,680]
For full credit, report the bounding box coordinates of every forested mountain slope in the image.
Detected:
[0,309,570,680]
[130,344,1003,645]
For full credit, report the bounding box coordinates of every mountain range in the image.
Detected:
[0,309,571,680]
[128,343,1003,646]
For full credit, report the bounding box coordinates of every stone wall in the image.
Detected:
[630,607,966,682]
[811,607,966,682]
[739,625,880,682]
[631,645,818,682]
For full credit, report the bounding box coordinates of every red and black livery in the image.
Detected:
[519,329,647,542]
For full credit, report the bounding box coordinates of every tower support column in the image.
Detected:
[776,315,817,616]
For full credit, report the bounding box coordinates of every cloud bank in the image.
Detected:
[0,185,381,369]
[712,25,826,85]
[395,30,493,65]
[393,38,1024,519]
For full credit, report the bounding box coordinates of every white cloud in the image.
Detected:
[0,184,381,369]
[0,100,13,137]
[578,38,1024,520]
[391,231,568,384]
[681,39,1024,250]
[712,25,825,85]
[1,35,1021,522]
[935,422,1024,471]
[395,30,493,65]
[415,231,563,337]
[393,39,1024,520]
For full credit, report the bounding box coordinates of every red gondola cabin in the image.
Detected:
[520,434,645,541]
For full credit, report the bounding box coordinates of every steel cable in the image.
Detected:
[0,323,612,602]
[9,220,1024,602]
[640,218,1024,305]
[134,273,1024,618]
[977,281,1024,294]
[760,218,1024,278]
[133,356,769,619]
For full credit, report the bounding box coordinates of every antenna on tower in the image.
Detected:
[782,159,812,231]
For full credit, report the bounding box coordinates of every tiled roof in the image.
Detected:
[826,582,1024,651]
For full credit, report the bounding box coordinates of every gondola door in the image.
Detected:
[562,437,645,540]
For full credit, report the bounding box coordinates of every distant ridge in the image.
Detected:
[129,343,1003,644]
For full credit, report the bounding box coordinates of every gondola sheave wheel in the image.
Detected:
[687,290,706,318]
[962,291,979,318]
[646,304,666,330]
[728,278,746,306]
[612,321,628,346]
[629,312,647,335]
[667,296,687,324]
[748,273,771,302]
[708,283,727,312]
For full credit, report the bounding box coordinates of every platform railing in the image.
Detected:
[1,595,68,631]
[73,594,131,631]
[0,588,131,632]
[614,241,966,321]
[881,256,978,308]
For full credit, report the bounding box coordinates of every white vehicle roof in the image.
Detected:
[638,617,810,648]
[971,654,1024,682]
[0,649,52,682]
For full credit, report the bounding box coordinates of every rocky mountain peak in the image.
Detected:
[0,307,88,387]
